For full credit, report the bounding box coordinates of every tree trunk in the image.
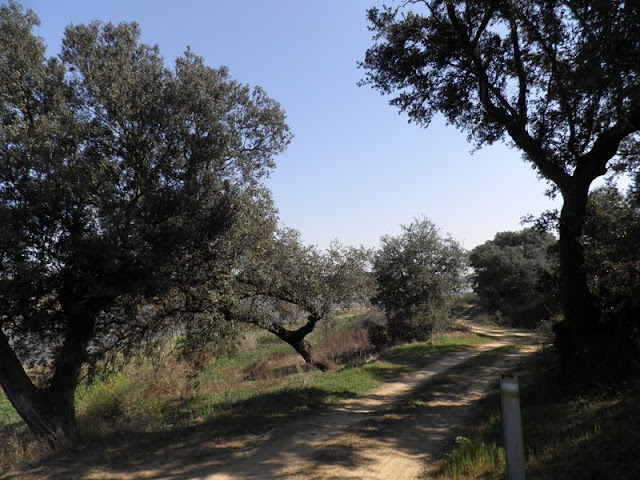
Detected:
[556,185,600,364]
[0,329,54,437]
[0,310,94,440]
[269,321,339,372]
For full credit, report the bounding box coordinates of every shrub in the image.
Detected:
[373,218,466,343]
[317,325,371,365]
[470,229,559,328]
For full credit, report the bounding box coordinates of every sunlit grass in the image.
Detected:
[443,436,505,479]
[174,329,489,429]
[0,391,21,429]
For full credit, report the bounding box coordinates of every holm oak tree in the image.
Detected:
[361,0,640,365]
[0,2,291,438]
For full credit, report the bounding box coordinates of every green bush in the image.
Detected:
[373,217,466,343]
[470,229,559,328]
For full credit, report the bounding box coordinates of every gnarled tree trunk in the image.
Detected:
[555,185,601,365]
[0,310,95,440]
[269,318,339,372]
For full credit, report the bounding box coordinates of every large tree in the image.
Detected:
[361,0,640,364]
[0,2,291,439]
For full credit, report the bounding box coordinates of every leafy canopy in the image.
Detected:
[0,1,291,376]
[373,217,466,342]
[362,1,640,367]
[361,1,640,188]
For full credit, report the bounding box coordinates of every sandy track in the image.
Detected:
[195,322,540,480]
[6,322,539,480]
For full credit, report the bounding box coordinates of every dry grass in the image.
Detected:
[244,351,309,381]
[75,355,203,439]
[0,430,54,474]
[1,309,491,476]
[317,324,373,366]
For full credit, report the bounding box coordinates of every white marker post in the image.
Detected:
[501,375,525,480]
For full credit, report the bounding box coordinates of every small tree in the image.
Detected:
[0,3,291,439]
[373,218,466,343]
[235,228,374,371]
[470,229,559,327]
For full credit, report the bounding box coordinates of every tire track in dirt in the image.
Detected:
[4,322,540,480]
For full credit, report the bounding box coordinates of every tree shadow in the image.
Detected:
[377,344,466,369]
[4,344,525,479]
[4,387,354,480]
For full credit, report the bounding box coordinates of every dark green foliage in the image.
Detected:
[470,229,559,327]
[361,1,640,366]
[585,187,640,315]
[365,320,392,351]
[0,2,291,438]
[583,187,640,369]
[372,218,466,343]
[525,186,640,373]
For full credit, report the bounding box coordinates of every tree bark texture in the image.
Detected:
[556,185,601,364]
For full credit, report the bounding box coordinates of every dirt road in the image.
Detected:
[169,322,539,480]
[7,322,539,480]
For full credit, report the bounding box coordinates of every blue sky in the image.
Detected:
[20,0,560,250]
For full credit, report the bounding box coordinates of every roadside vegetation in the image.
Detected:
[0,309,493,474]
[428,348,640,479]
[2,2,640,479]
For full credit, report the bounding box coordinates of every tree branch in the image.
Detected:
[575,104,640,184]
[445,0,569,188]
[507,15,527,126]
[471,5,494,48]
[516,11,577,153]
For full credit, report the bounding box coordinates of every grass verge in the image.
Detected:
[429,348,640,479]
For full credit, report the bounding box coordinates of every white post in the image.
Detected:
[501,375,525,480]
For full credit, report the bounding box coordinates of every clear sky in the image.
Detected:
[19,0,560,250]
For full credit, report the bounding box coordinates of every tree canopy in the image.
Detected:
[0,1,291,438]
[373,217,466,343]
[361,0,640,367]
[470,229,558,327]
[232,227,374,371]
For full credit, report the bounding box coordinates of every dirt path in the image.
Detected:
[167,322,540,480]
[6,322,540,480]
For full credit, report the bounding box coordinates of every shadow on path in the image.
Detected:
[4,320,541,480]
